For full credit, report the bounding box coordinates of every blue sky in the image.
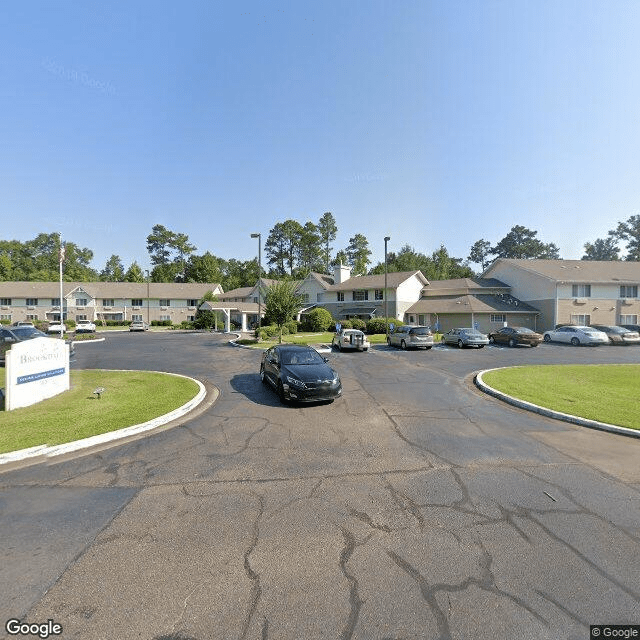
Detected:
[3,1,640,273]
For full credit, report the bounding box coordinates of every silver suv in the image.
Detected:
[387,325,434,350]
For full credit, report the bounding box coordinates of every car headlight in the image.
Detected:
[286,376,307,389]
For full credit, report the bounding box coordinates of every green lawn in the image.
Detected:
[482,364,640,430]
[0,369,200,454]
[237,332,391,348]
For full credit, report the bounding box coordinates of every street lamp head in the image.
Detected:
[251,233,260,239]
[384,236,390,242]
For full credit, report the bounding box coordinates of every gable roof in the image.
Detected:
[484,259,640,283]
[218,286,254,300]
[327,270,429,291]
[421,278,510,295]
[406,293,539,315]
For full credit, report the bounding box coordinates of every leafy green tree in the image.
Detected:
[332,249,349,267]
[492,225,560,259]
[264,280,304,343]
[468,239,493,271]
[265,220,304,276]
[100,255,125,281]
[185,252,224,283]
[220,258,260,291]
[146,224,175,265]
[124,261,145,283]
[151,262,182,283]
[346,233,371,276]
[296,222,323,276]
[317,211,338,273]
[582,237,620,261]
[304,307,333,332]
[146,224,196,278]
[610,214,640,260]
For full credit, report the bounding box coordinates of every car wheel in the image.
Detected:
[260,365,267,384]
[337,342,342,351]
[570,337,580,346]
[543,334,551,342]
[425,346,432,350]
[401,340,407,350]
[277,381,287,403]
[387,337,391,346]
[458,340,464,349]
[508,339,516,348]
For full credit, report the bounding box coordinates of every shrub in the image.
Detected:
[333,319,352,331]
[285,320,298,334]
[366,317,401,334]
[180,321,194,329]
[305,308,334,332]
[151,320,172,326]
[64,319,76,329]
[350,318,366,331]
[0,319,10,325]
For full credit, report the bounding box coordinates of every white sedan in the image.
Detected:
[75,320,96,333]
[46,322,66,334]
[543,325,609,346]
[331,329,370,351]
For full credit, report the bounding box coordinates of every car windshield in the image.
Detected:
[281,349,324,365]
[582,328,601,334]
[513,327,535,334]
[409,327,430,335]
[12,327,46,338]
[463,329,483,336]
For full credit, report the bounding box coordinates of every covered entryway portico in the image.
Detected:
[199,301,263,332]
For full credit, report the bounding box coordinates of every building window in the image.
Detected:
[490,314,506,323]
[160,314,171,321]
[571,284,591,297]
[26,314,39,321]
[187,315,195,321]
[619,314,638,324]
[374,289,383,300]
[337,292,344,302]
[187,299,198,307]
[51,298,60,306]
[132,314,143,322]
[301,293,309,303]
[76,314,87,321]
[76,298,88,306]
[0,314,11,321]
[131,299,143,307]
[317,293,322,302]
[570,314,590,325]
[253,297,258,303]
[159,299,170,307]
[1,298,12,306]
[26,298,38,306]
[103,299,114,307]
[620,285,638,298]
[352,290,368,301]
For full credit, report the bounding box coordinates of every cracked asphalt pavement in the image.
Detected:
[1,332,639,639]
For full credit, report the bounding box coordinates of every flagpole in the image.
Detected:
[59,233,64,339]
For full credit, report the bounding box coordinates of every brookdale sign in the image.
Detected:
[5,337,70,411]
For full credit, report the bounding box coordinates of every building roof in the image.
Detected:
[483,259,640,283]
[201,301,260,313]
[406,294,539,315]
[421,278,510,295]
[218,286,254,300]
[0,281,223,298]
[327,270,429,292]
[306,272,334,288]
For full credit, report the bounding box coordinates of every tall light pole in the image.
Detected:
[58,233,65,338]
[250,233,262,331]
[145,270,150,325]
[384,236,390,337]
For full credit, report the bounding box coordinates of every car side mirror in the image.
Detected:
[323,356,329,363]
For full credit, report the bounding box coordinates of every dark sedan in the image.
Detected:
[260,344,342,404]
[488,326,543,347]
[0,326,75,365]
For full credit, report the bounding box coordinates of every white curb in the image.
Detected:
[475,367,640,439]
[0,371,208,465]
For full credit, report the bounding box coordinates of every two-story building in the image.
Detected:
[0,281,223,326]
[482,259,640,330]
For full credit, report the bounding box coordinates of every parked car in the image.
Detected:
[441,328,489,348]
[12,321,34,327]
[387,325,434,350]
[260,344,342,404]
[46,322,66,334]
[332,329,370,351]
[75,320,96,333]
[620,324,640,333]
[543,325,609,346]
[129,321,149,332]
[0,326,75,365]
[589,325,640,345]
[488,326,543,348]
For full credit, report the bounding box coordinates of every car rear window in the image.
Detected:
[409,327,430,336]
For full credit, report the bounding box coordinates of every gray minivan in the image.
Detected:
[387,325,434,350]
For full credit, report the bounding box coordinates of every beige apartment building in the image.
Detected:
[0,281,223,325]
[483,259,640,330]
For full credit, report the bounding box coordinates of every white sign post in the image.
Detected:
[5,337,70,411]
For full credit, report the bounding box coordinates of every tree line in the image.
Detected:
[2,213,639,288]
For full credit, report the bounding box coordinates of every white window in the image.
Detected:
[76,298,88,306]
[571,284,591,297]
[619,314,638,324]
[301,293,309,303]
[131,299,143,306]
[337,292,344,302]
[0,298,12,305]
[187,315,195,321]
[102,299,114,307]
[26,298,38,306]
[570,314,590,325]
[160,314,171,321]
[0,314,11,321]
[132,314,143,322]
[76,315,87,321]
[159,299,170,307]
[352,290,368,301]
[187,299,198,307]
[26,314,39,321]
[490,314,506,323]
[374,289,384,300]
[620,285,638,298]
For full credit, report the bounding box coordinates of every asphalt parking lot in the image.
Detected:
[1,332,639,640]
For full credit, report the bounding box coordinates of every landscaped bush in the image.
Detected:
[284,320,298,334]
[304,308,334,332]
[257,325,279,338]
[105,320,131,326]
[350,318,366,331]
[180,321,195,329]
[0,319,11,325]
[64,319,76,329]
[366,317,403,334]
[333,319,352,331]
[151,320,172,326]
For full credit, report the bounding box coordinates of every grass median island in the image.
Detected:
[482,364,640,430]
[0,369,200,454]
[236,332,392,348]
